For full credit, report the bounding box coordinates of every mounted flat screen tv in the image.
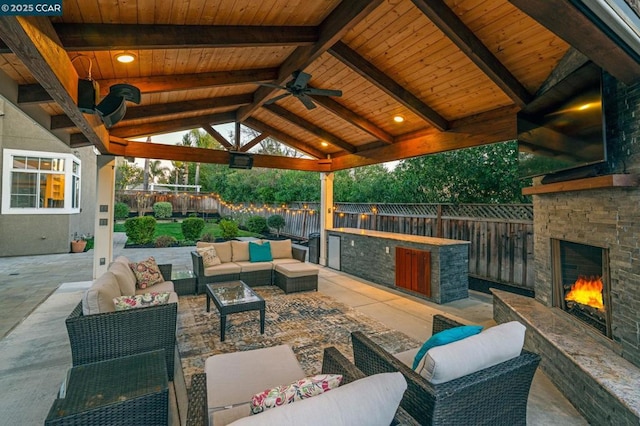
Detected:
[517,64,606,179]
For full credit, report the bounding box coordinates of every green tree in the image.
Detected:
[148,160,170,185]
[115,158,143,190]
[181,129,219,187]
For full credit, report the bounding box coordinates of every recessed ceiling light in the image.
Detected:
[115,52,136,63]
[393,115,405,123]
[321,142,329,147]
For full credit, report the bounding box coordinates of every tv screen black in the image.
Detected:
[517,68,606,179]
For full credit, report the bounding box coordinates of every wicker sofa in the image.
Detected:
[351,315,541,426]
[190,239,312,293]
[185,346,419,426]
[66,256,178,380]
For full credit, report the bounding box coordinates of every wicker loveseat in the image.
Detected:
[190,239,310,293]
[66,256,178,380]
[185,346,419,426]
[351,315,541,426]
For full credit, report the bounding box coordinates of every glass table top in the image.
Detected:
[171,265,195,280]
[209,281,262,306]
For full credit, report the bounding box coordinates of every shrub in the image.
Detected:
[246,215,268,234]
[153,202,173,219]
[155,235,177,248]
[182,217,205,240]
[200,232,216,242]
[124,216,156,245]
[267,214,286,237]
[114,202,130,220]
[219,219,239,240]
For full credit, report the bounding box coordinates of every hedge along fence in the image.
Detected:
[219,202,534,291]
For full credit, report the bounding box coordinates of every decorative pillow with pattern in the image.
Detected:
[250,374,342,415]
[129,256,164,289]
[197,246,222,267]
[113,292,171,311]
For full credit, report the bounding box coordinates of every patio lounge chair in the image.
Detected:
[351,315,541,426]
[185,346,419,425]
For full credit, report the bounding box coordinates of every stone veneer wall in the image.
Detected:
[532,74,640,368]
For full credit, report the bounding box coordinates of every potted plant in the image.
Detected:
[71,233,89,253]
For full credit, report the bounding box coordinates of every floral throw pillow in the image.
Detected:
[129,256,164,289]
[250,374,343,415]
[197,246,221,267]
[113,292,171,311]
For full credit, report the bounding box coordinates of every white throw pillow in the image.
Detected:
[420,321,526,384]
[228,372,407,426]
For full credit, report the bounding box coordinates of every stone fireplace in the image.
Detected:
[551,239,612,337]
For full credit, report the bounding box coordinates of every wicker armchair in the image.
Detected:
[186,346,420,426]
[351,315,541,426]
[66,299,178,381]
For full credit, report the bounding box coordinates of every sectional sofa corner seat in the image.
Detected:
[66,255,179,380]
[191,239,317,293]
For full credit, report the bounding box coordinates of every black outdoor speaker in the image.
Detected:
[229,152,254,169]
[94,84,141,128]
[77,79,100,113]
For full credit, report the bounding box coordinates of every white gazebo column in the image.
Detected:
[93,155,116,278]
[319,172,334,266]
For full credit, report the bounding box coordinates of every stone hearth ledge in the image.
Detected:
[492,289,640,425]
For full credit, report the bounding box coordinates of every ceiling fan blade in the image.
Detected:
[305,88,342,97]
[298,94,317,110]
[265,92,291,104]
[291,71,311,90]
[259,82,287,89]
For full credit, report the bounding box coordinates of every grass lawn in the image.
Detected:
[114,221,261,241]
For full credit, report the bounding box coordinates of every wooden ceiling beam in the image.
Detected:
[411,0,532,108]
[330,105,518,170]
[202,124,234,150]
[236,0,384,121]
[329,42,449,131]
[239,133,270,152]
[51,94,253,130]
[19,68,278,103]
[264,104,357,153]
[109,111,236,139]
[244,117,325,159]
[108,139,330,172]
[0,16,110,152]
[509,0,640,85]
[54,24,318,50]
[309,95,395,144]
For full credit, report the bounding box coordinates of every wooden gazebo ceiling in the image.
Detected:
[0,0,639,172]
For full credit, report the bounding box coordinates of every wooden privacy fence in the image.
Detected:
[115,191,534,290]
[220,202,534,290]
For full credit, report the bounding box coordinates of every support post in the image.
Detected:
[319,172,334,266]
[93,156,116,278]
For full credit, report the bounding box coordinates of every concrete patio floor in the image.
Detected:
[0,234,587,425]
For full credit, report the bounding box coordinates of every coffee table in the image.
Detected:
[205,280,266,341]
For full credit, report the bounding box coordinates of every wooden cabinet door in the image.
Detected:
[395,247,431,297]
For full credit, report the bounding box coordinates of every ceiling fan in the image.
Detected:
[262,71,342,110]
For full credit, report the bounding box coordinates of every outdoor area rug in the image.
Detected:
[176,286,421,387]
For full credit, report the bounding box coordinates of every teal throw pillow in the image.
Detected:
[249,241,273,262]
[412,325,483,370]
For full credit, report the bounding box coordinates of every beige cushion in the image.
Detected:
[82,272,121,315]
[135,280,174,294]
[108,261,137,296]
[420,321,526,384]
[231,241,250,262]
[275,262,319,278]
[113,255,130,265]
[206,345,305,425]
[235,261,273,272]
[269,239,292,259]
[229,372,407,426]
[204,263,241,276]
[271,258,302,266]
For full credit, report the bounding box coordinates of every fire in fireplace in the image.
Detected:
[551,240,612,337]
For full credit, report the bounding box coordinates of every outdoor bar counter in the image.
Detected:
[326,228,469,304]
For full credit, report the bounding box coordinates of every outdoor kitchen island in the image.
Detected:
[326,228,469,304]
